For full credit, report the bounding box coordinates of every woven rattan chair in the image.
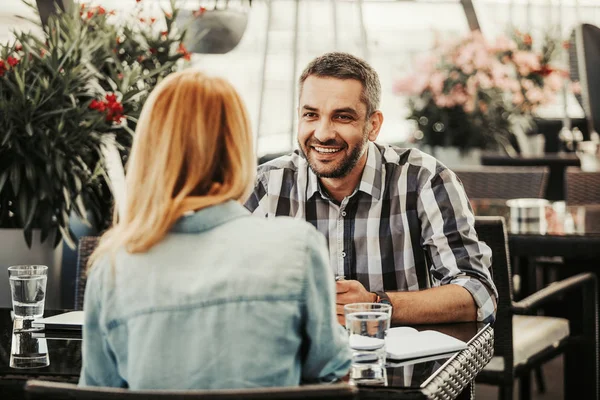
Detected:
[453,166,549,200]
[74,236,101,311]
[24,380,358,400]
[474,217,598,400]
[565,166,600,205]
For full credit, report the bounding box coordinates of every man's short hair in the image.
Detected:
[298,52,381,117]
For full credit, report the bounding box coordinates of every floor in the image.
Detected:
[475,356,564,399]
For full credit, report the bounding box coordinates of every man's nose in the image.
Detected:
[313,119,336,143]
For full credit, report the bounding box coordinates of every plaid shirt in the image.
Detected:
[245,142,498,323]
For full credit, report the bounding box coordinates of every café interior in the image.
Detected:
[0,0,599,399]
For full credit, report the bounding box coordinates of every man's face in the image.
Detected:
[297,76,376,179]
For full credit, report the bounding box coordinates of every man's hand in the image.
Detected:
[335,280,377,325]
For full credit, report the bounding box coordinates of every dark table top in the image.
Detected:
[0,308,493,400]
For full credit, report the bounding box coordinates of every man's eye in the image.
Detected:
[303,112,317,118]
[336,115,352,120]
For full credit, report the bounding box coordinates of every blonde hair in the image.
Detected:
[90,69,256,266]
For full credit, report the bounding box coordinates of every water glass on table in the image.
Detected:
[8,265,48,321]
[344,302,392,385]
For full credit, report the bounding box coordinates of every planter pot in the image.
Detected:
[0,229,63,310]
[422,146,482,169]
[177,9,249,54]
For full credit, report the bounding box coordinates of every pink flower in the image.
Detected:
[463,99,476,113]
[429,72,445,95]
[521,79,534,91]
[393,73,429,96]
[512,91,525,106]
[512,51,541,76]
[545,72,564,92]
[414,54,439,74]
[475,71,492,89]
[525,87,545,104]
[491,35,517,52]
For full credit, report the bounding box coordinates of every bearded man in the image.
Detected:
[245,52,497,326]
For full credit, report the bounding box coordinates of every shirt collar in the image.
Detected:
[306,141,383,201]
[171,200,250,234]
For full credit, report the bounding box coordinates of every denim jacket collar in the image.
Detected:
[171,200,250,234]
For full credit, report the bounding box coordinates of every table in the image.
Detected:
[471,199,600,257]
[0,309,494,400]
[472,198,600,300]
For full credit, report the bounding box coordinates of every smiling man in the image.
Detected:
[245,52,497,326]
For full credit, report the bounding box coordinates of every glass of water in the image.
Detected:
[8,265,48,320]
[344,303,391,385]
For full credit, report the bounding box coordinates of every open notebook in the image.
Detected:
[31,311,84,331]
[385,327,467,361]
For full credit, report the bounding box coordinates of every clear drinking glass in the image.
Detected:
[10,318,49,369]
[344,303,392,385]
[8,265,48,320]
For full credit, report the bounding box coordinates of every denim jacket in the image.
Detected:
[79,200,351,389]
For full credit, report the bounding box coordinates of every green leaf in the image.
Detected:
[1,127,12,146]
[10,165,21,195]
[24,196,38,230]
[0,170,8,193]
[23,228,33,249]
[58,223,76,249]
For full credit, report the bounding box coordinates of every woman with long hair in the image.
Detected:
[79,69,350,389]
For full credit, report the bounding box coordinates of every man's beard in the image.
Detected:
[300,128,369,179]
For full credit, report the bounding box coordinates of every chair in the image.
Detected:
[565,166,600,205]
[480,153,580,201]
[453,166,549,200]
[24,380,358,400]
[74,236,101,311]
[474,216,598,400]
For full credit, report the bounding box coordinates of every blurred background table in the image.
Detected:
[472,199,600,304]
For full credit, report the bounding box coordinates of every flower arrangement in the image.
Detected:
[393,29,573,152]
[0,0,193,247]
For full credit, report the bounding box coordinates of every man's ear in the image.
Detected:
[367,111,384,141]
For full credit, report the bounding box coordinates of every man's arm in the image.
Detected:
[244,173,269,215]
[336,280,476,325]
[416,167,498,323]
[336,165,497,325]
[336,281,477,325]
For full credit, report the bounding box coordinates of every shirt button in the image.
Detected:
[341,251,346,258]
[341,211,347,217]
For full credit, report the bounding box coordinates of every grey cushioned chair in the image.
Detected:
[453,166,549,200]
[24,380,358,400]
[474,217,598,400]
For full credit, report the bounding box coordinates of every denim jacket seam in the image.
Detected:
[105,295,302,330]
[300,226,311,311]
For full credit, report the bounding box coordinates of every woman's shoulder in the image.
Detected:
[244,214,320,238]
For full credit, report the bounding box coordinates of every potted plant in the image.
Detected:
[393,29,574,163]
[0,0,191,307]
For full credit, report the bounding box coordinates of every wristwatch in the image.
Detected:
[374,291,392,309]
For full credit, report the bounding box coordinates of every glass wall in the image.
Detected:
[2,0,600,156]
